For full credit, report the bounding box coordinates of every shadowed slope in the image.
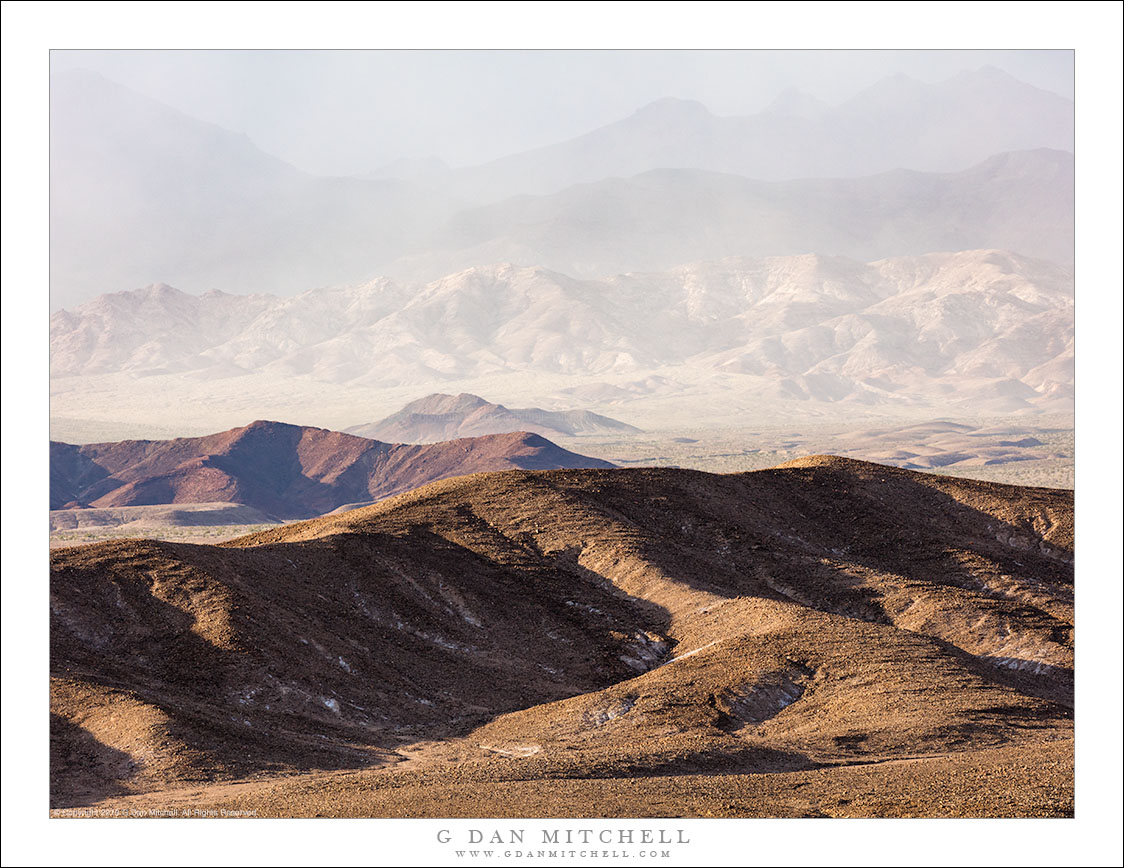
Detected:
[50,457,1073,814]
[50,421,613,518]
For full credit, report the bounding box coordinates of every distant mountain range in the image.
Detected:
[49,70,462,309]
[428,67,1073,200]
[50,421,613,518]
[347,393,641,442]
[50,67,1073,308]
[386,149,1074,282]
[51,250,1073,413]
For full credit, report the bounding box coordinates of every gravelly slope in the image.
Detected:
[50,457,1073,815]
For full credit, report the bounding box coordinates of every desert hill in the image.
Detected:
[347,392,641,442]
[51,458,1073,815]
[50,421,612,519]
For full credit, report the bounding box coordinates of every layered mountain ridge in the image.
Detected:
[387,148,1073,282]
[50,67,1073,308]
[51,250,1074,413]
[434,68,1072,199]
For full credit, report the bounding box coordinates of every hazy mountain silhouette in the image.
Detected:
[386,149,1073,282]
[435,68,1072,200]
[347,393,641,442]
[49,69,461,309]
[50,68,1072,308]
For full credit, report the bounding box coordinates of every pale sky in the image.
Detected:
[49,49,1074,177]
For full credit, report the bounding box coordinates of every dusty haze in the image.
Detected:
[49,54,1074,451]
[40,46,1091,836]
[49,49,1074,177]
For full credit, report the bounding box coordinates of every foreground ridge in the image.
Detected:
[50,458,1073,817]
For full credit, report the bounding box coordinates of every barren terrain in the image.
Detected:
[49,503,282,548]
[50,458,1073,817]
[576,417,1075,489]
[49,417,1071,548]
[51,251,1073,417]
[39,51,1085,836]
[50,422,611,518]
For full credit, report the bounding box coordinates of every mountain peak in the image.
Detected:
[242,419,296,431]
[50,66,127,97]
[960,65,1018,82]
[402,393,493,415]
[85,283,190,309]
[348,392,641,443]
[631,97,713,121]
[844,72,926,107]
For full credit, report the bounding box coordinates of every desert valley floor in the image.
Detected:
[50,456,1073,818]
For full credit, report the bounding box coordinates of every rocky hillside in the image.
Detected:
[51,458,1073,814]
[50,421,613,518]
